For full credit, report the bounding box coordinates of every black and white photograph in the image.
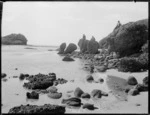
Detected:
[1,1,149,114]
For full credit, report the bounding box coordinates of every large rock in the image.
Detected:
[99,19,148,57]
[87,36,99,54]
[74,87,84,98]
[64,43,77,54]
[8,104,65,113]
[58,43,66,54]
[61,97,81,107]
[127,76,138,85]
[78,34,89,53]
[2,33,28,45]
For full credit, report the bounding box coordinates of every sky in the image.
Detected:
[2,2,148,46]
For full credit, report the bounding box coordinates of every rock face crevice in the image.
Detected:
[2,33,28,45]
[99,19,148,57]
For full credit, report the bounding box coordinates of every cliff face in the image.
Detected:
[2,33,28,45]
[99,19,148,57]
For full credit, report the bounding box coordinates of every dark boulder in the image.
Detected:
[19,73,26,80]
[86,75,94,82]
[2,73,7,78]
[64,43,77,54]
[87,36,99,54]
[128,88,139,96]
[135,84,148,92]
[127,76,138,85]
[2,33,28,45]
[61,97,81,107]
[81,93,91,99]
[82,103,95,110]
[98,78,104,83]
[26,91,39,99]
[74,87,84,98]
[91,89,102,98]
[58,43,66,54]
[62,56,74,61]
[8,104,65,113]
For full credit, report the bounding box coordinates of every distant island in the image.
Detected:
[2,33,28,45]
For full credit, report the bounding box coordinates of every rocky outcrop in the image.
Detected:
[99,19,148,57]
[8,104,66,113]
[78,34,89,53]
[127,76,138,85]
[26,91,39,99]
[61,97,81,107]
[74,87,84,98]
[87,36,99,54]
[58,43,66,54]
[2,33,28,45]
[64,43,77,54]
[62,56,74,61]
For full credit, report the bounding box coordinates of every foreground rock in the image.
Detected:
[8,104,65,113]
[82,103,97,110]
[74,87,84,98]
[1,73,7,78]
[64,43,77,54]
[47,92,62,99]
[91,89,102,98]
[86,75,94,82]
[61,97,81,107]
[127,76,138,85]
[58,43,66,54]
[62,56,74,61]
[26,91,39,99]
[23,73,55,90]
[2,33,28,45]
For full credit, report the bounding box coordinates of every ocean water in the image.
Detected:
[1,45,148,113]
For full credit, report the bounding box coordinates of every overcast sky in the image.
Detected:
[2,2,148,46]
